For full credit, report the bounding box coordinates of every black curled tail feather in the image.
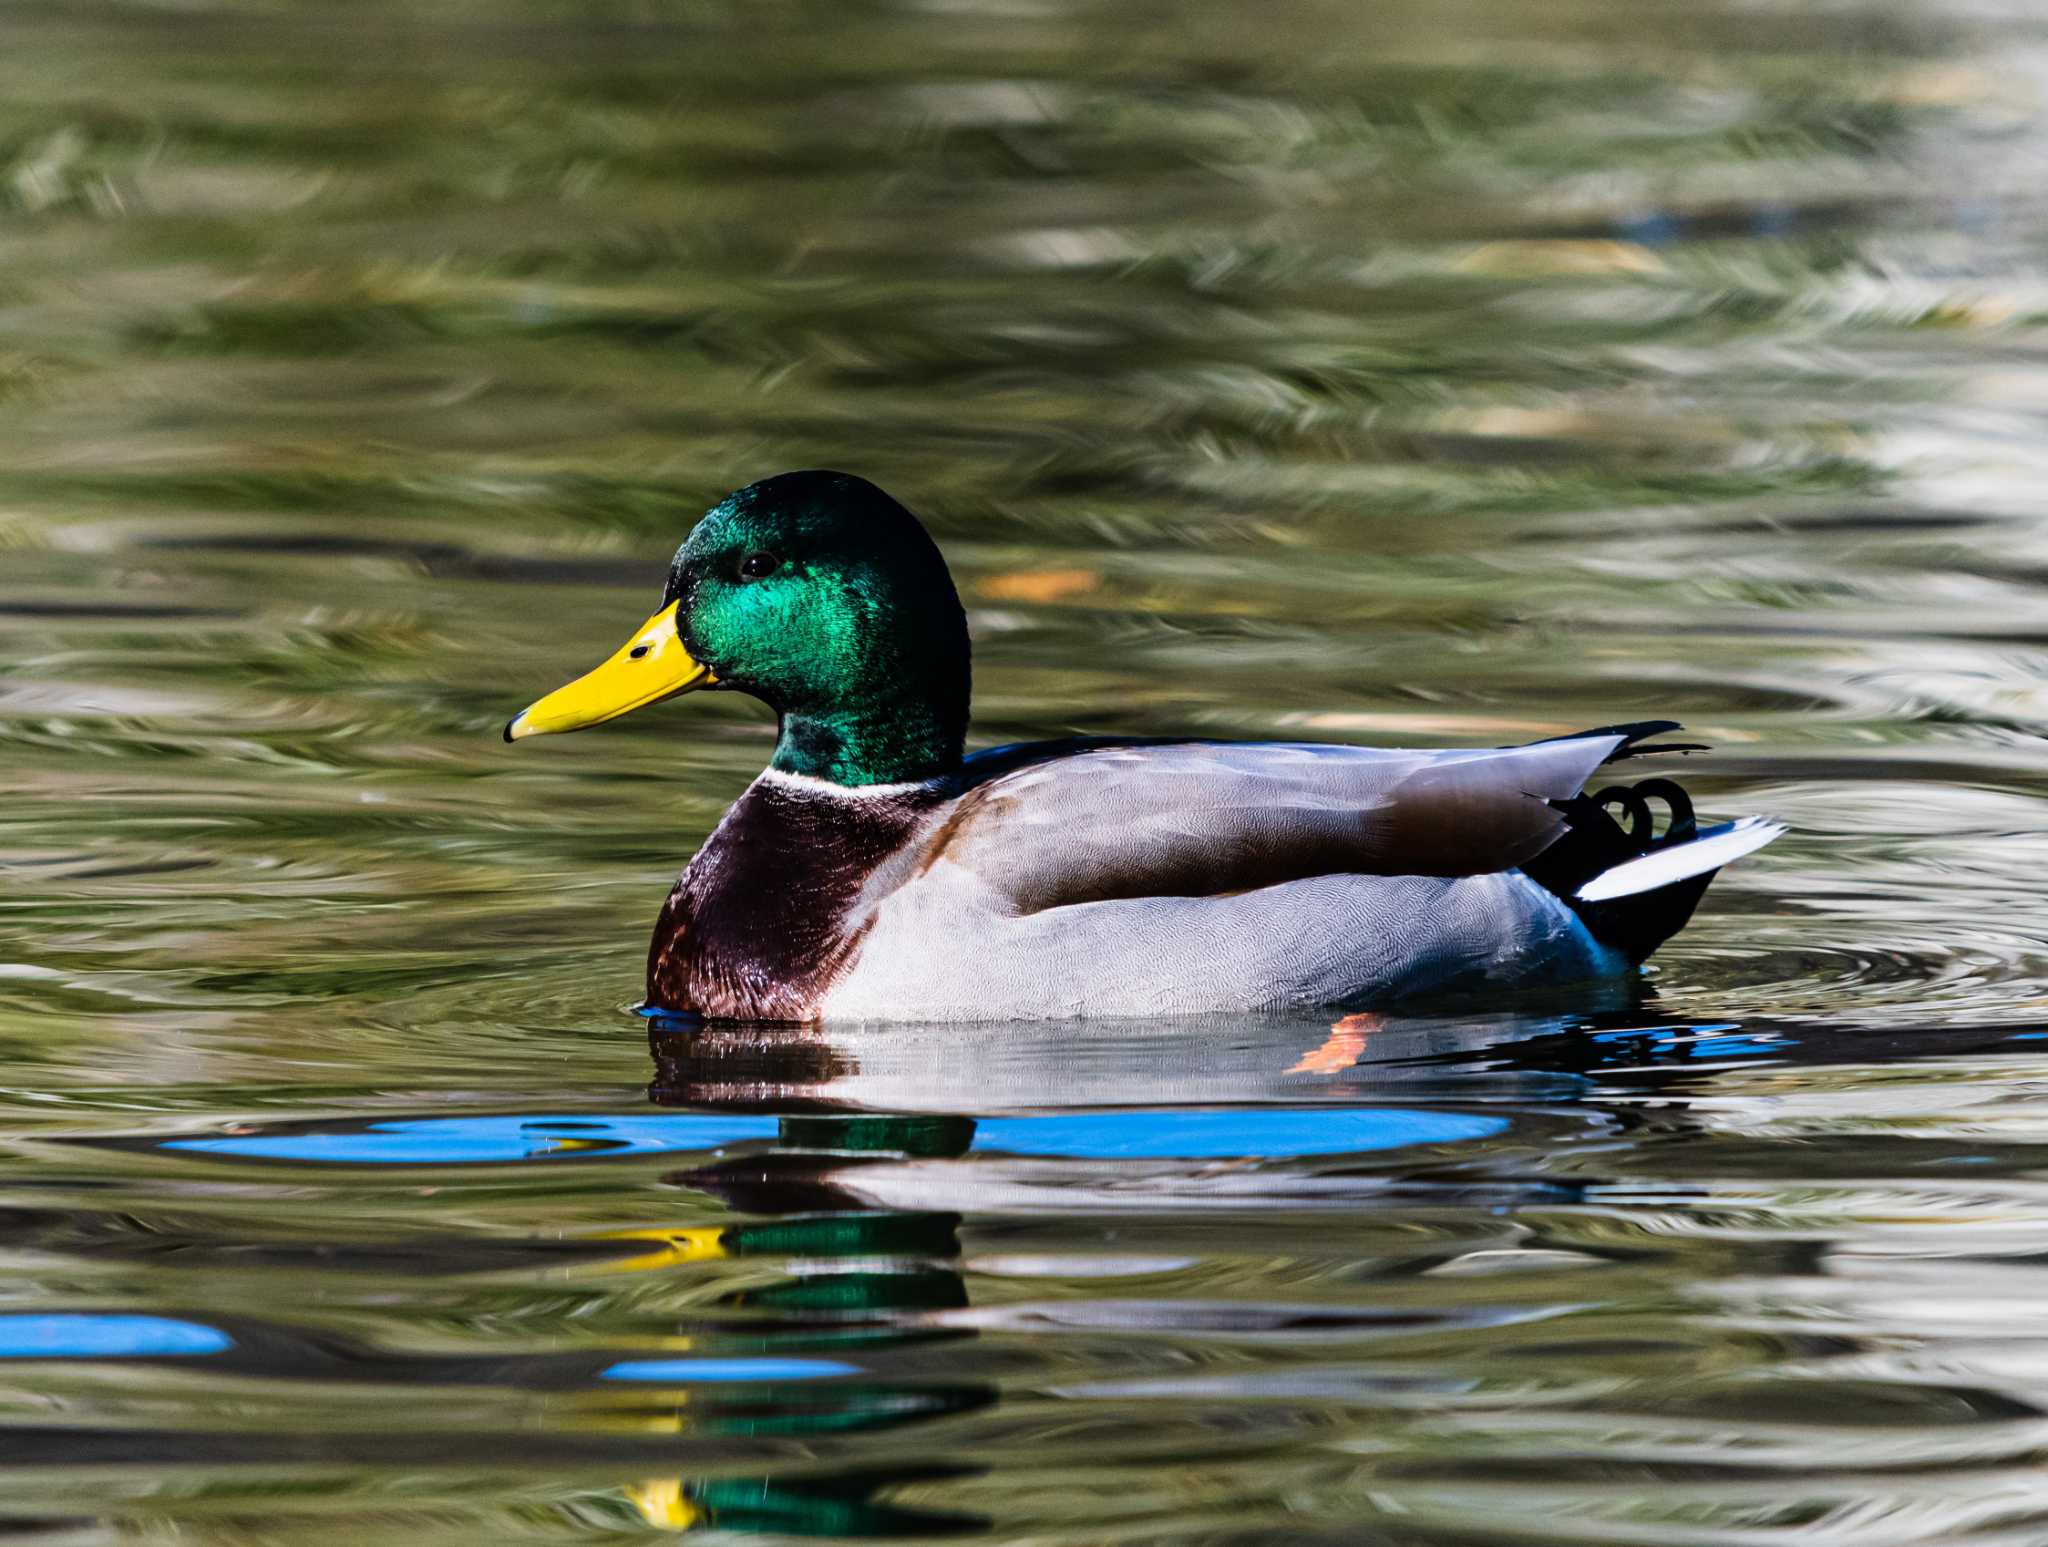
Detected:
[1521,777,1715,964]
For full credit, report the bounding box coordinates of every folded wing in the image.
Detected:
[924,733,1644,914]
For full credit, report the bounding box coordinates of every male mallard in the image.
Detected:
[507,471,1780,1022]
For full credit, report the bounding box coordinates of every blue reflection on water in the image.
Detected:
[159,1107,1505,1165]
[1583,1023,1780,1058]
[0,1313,232,1358]
[164,1113,780,1164]
[973,1109,1507,1158]
[601,1356,861,1382]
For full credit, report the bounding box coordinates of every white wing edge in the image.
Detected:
[1575,817,1786,903]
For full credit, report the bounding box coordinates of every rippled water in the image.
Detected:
[7,0,2048,1540]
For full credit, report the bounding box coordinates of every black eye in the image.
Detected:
[629,645,650,659]
[739,551,778,581]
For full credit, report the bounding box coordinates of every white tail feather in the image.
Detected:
[1575,817,1785,903]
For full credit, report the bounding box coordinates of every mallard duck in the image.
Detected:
[507,471,1780,1022]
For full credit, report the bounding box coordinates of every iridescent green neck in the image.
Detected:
[668,471,973,789]
[770,695,964,787]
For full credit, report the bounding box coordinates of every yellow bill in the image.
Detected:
[504,600,716,742]
[627,1479,701,1530]
[585,1225,728,1276]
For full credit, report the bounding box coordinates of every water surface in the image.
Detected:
[6,0,2048,1540]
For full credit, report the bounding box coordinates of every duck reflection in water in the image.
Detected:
[621,1004,1636,1532]
[640,1007,1627,1224]
[607,1096,991,1536]
[621,999,2048,1533]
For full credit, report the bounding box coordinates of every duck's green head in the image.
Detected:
[506,471,971,788]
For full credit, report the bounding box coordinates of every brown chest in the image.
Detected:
[644,776,944,1020]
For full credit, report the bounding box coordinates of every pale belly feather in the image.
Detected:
[817,864,1627,1022]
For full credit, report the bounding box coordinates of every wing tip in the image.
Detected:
[1530,720,1709,763]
